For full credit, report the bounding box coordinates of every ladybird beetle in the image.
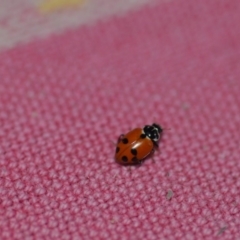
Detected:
[115,123,163,165]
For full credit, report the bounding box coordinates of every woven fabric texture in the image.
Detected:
[0,0,240,239]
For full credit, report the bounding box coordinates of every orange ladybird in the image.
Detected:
[115,123,163,165]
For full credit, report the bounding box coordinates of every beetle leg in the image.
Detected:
[153,141,159,148]
[118,134,125,143]
[111,134,125,147]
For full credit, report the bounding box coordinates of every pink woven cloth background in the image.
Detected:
[1,0,240,239]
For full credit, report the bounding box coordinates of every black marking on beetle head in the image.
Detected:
[122,138,129,144]
[143,123,162,142]
[152,123,163,134]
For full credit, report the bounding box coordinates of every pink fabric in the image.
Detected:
[1,0,240,239]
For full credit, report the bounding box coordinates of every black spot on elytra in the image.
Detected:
[132,157,138,163]
[140,134,146,138]
[116,147,120,153]
[122,156,128,162]
[122,138,129,144]
[131,148,137,155]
